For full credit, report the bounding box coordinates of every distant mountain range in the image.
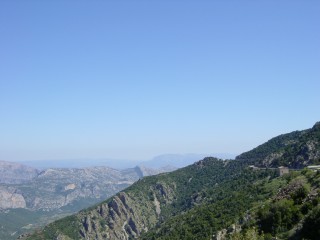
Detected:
[18,153,236,170]
[24,122,320,240]
[0,160,39,184]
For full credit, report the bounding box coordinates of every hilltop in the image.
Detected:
[236,122,320,168]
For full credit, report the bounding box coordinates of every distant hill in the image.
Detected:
[19,158,141,170]
[236,121,320,168]
[0,160,38,184]
[141,153,236,169]
[19,153,236,170]
[25,122,320,240]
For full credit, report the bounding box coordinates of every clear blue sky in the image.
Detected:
[0,1,319,161]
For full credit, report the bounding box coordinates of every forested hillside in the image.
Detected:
[236,122,320,168]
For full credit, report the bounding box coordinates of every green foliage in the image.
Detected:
[99,219,107,229]
[236,131,303,164]
[257,199,301,235]
[300,205,320,239]
[245,169,320,239]
[27,215,80,240]
[291,184,310,204]
[236,123,320,168]
[141,166,278,239]
[0,208,76,240]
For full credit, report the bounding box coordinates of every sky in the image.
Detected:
[0,1,319,162]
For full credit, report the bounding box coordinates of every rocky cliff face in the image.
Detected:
[26,179,177,240]
[76,181,176,240]
[0,160,38,184]
[0,186,26,209]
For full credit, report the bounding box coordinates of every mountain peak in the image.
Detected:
[312,121,320,130]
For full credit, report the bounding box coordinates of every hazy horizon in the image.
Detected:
[1,1,319,162]
[2,152,237,163]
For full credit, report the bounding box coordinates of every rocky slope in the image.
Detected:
[0,186,26,209]
[0,160,38,184]
[25,122,320,240]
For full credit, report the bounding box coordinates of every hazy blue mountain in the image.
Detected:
[19,153,236,170]
[0,160,39,184]
[141,153,236,169]
[20,159,141,170]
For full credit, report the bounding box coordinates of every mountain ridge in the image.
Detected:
[236,122,320,168]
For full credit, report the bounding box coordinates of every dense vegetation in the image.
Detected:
[229,169,320,240]
[236,122,320,168]
[141,168,277,239]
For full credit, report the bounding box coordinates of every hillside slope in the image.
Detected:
[236,122,320,168]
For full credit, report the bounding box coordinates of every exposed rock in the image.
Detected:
[214,224,241,240]
[153,194,161,215]
[214,229,227,240]
[0,186,26,209]
[72,181,177,239]
[65,183,76,191]
[263,152,284,167]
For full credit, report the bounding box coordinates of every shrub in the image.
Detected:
[300,205,320,239]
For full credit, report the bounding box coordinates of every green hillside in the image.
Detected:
[25,123,320,240]
[236,122,320,168]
